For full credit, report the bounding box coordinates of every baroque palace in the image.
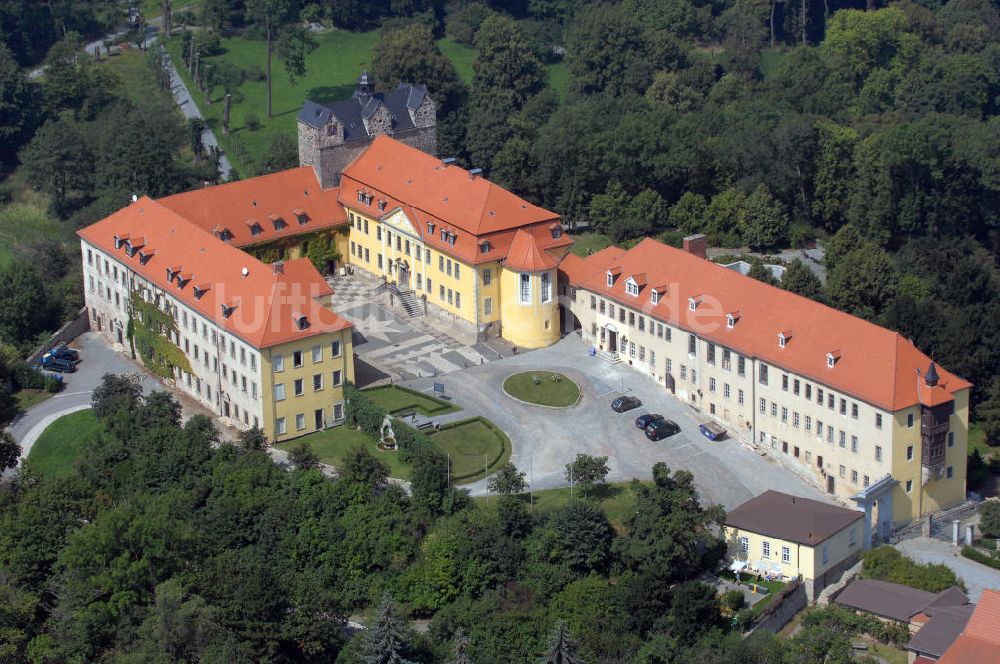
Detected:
[78,74,969,529]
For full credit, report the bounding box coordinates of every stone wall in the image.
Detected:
[26,307,91,365]
[749,580,808,634]
[806,551,861,602]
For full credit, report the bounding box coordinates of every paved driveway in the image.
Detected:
[403,334,831,510]
[3,332,217,480]
[896,537,1000,602]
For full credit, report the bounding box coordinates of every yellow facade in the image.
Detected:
[888,390,969,524]
[260,328,355,443]
[724,520,862,582]
[498,266,560,348]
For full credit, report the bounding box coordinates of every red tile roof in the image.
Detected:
[938,589,1000,664]
[158,167,347,248]
[338,136,572,265]
[505,229,559,272]
[78,197,351,349]
[561,238,971,412]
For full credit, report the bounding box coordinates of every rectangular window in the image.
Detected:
[439,284,445,301]
[331,340,342,358]
[805,384,812,400]
[333,403,344,420]
[447,289,453,305]
[482,268,492,286]
[827,427,834,443]
[781,407,788,423]
[454,263,460,279]
[688,334,696,355]
[484,297,493,316]
[294,378,304,396]
[293,351,303,368]
[590,295,597,310]
[947,465,954,479]
[771,402,778,417]
[762,541,771,559]
[446,259,452,276]
[541,272,551,302]
[519,274,531,303]
[737,356,745,376]
[851,436,858,453]
[817,388,824,405]
[759,398,766,414]
[793,379,800,396]
[274,383,286,401]
[906,445,914,461]
[906,479,913,493]
[907,412,914,428]
[876,413,883,429]
[840,398,847,415]
[793,412,799,428]
[839,465,846,478]
[707,343,716,364]
[805,416,812,431]
[759,364,768,385]
[426,277,432,293]
[875,445,882,462]
[738,389,744,404]
[828,393,835,409]
[782,374,789,391]
[948,431,955,448]
[439,255,444,271]
[851,403,859,419]
[313,374,323,391]
[822,544,829,565]
[681,365,687,380]
[839,431,846,448]
[724,383,730,399]
[456,292,461,308]
[740,536,749,552]
[851,469,858,484]
[332,369,343,387]
[781,546,790,564]
[849,528,857,547]
[312,345,322,363]
[295,413,305,431]
[709,377,716,393]
[276,417,287,435]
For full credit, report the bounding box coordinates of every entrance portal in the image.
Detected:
[607,330,617,353]
[827,475,835,494]
[314,408,324,430]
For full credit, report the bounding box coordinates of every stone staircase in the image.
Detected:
[392,286,423,318]
[595,348,620,364]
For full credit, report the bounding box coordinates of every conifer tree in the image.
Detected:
[362,595,414,664]
[542,620,582,664]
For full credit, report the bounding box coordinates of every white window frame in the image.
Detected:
[519,273,531,304]
[781,546,790,564]
[541,272,552,303]
[761,540,771,559]
[273,354,284,372]
[276,417,287,435]
[274,383,285,401]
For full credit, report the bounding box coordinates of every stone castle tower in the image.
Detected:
[297,70,437,189]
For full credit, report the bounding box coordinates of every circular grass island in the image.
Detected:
[502,371,581,408]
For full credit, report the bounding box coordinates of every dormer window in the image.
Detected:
[273,213,288,230]
[688,296,702,311]
[247,220,263,236]
[296,211,309,225]
[165,267,180,283]
[727,312,740,329]
[778,331,791,348]
[193,284,210,300]
[176,273,191,289]
[440,228,447,241]
[550,223,562,239]
[221,302,238,319]
[378,199,387,212]
[213,225,232,242]
[124,237,144,257]
[293,313,309,330]
[357,190,364,202]
[651,290,660,305]
[480,241,491,254]
[113,234,129,250]
[138,249,155,265]
[827,351,841,368]
[427,221,435,235]
[448,233,456,246]
[625,278,640,296]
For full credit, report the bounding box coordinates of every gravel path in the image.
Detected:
[896,536,1000,602]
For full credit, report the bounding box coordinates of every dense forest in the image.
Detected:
[0,374,920,662]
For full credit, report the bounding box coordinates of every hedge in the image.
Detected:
[435,417,512,482]
[962,546,1000,570]
[367,384,455,414]
[800,604,910,647]
[344,382,436,463]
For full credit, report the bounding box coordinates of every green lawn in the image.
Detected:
[363,385,459,416]
[569,232,612,257]
[484,481,646,530]
[27,409,103,477]
[277,424,412,479]
[503,371,580,407]
[428,417,510,482]
[0,199,72,269]
[14,389,54,412]
[969,423,996,459]
[166,30,568,175]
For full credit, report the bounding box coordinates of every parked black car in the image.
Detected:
[635,413,665,429]
[611,395,642,412]
[42,357,77,373]
[51,344,79,362]
[645,419,680,441]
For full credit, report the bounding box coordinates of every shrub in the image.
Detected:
[245,64,265,81]
[980,500,1000,538]
[734,608,754,631]
[801,605,909,646]
[244,111,261,131]
[962,546,1000,570]
[44,374,62,393]
[722,589,745,611]
[861,545,964,593]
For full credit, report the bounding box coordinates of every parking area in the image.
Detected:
[3,331,229,481]
[401,333,832,510]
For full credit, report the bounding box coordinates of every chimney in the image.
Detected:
[273,260,284,275]
[683,233,707,259]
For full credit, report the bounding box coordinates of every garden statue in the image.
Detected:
[379,414,397,451]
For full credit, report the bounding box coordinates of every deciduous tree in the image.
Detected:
[487,462,527,495]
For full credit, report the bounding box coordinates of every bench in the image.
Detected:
[416,421,438,432]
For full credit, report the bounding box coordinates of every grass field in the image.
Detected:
[14,389,53,413]
[428,417,510,482]
[363,385,459,416]
[503,371,580,407]
[276,425,412,479]
[166,30,568,175]
[569,232,612,257]
[969,423,996,459]
[27,409,103,477]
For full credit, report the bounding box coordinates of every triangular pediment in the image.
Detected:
[380,207,419,236]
